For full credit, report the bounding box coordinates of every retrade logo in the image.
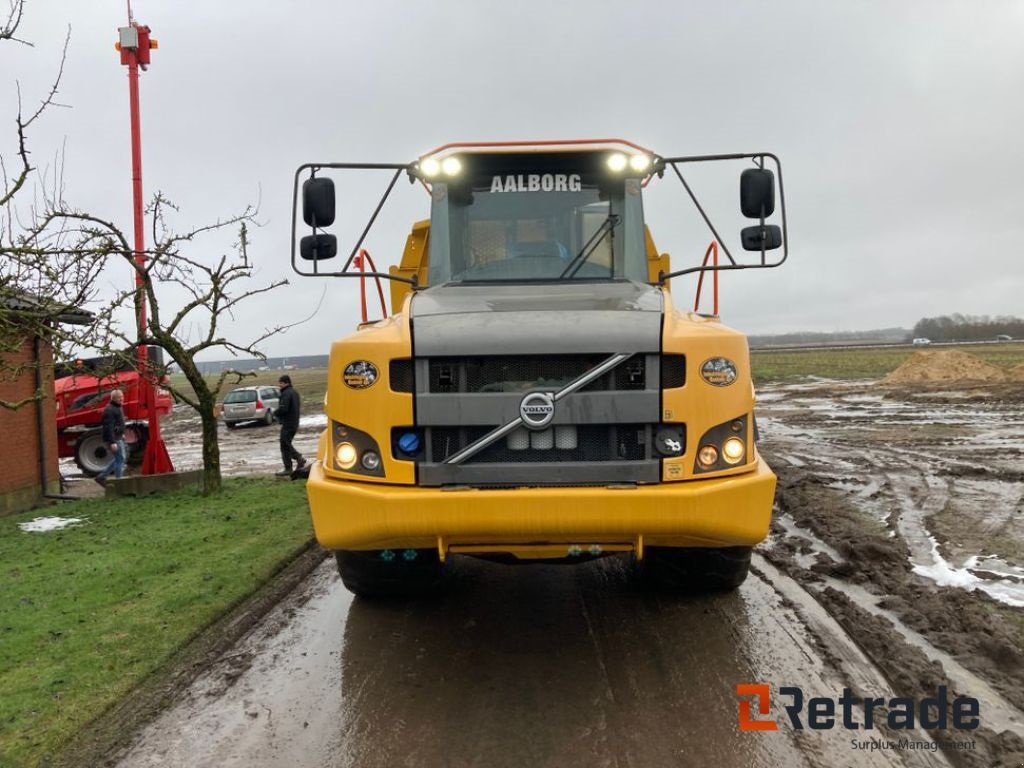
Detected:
[737,684,778,731]
[736,684,980,733]
[519,391,555,430]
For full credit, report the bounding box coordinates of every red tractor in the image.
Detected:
[54,350,173,476]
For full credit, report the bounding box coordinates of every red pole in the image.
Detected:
[119,18,173,474]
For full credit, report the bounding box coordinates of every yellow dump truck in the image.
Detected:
[290,140,788,597]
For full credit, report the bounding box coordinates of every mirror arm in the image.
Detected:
[339,168,403,274]
[329,270,418,287]
[657,152,789,285]
[660,262,764,281]
[667,162,737,266]
[290,161,410,280]
[291,163,421,288]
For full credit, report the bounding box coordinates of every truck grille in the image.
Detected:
[427,354,647,394]
[414,353,665,486]
[429,424,649,464]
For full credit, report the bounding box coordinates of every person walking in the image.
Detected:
[95,389,127,487]
[275,375,305,477]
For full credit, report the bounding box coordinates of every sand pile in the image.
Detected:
[1010,363,1024,382]
[883,350,1009,384]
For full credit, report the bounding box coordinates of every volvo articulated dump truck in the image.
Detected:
[290,139,789,597]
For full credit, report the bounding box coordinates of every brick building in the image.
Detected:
[0,297,91,515]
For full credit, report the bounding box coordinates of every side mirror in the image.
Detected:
[302,177,336,227]
[300,234,338,261]
[740,168,775,219]
[741,224,782,251]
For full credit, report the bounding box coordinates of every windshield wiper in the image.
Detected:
[558,214,620,279]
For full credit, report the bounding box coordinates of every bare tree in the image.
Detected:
[0,1,103,409]
[40,192,291,494]
[3,3,294,493]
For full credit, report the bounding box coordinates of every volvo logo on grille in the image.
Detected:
[519,392,555,430]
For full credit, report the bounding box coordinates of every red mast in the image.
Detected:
[117,3,173,474]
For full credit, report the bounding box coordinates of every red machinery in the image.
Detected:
[54,351,173,475]
[114,4,174,474]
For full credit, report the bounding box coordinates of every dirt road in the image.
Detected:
[116,556,953,768]
[103,380,1024,767]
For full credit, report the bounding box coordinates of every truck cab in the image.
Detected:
[293,140,788,597]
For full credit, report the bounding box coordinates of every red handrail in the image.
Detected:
[354,249,389,323]
[693,241,719,316]
[419,138,655,160]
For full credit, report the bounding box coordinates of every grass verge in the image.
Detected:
[0,478,313,767]
[751,342,1024,382]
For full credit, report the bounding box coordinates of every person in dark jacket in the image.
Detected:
[275,375,305,476]
[95,389,126,486]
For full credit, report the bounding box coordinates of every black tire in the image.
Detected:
[335,548,446,598]
[639,546,752,593]
[73,430,113,477]
[225,421,238,430]
[125,423,148,466]
[262,409,274,426]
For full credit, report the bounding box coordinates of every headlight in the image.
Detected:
[420,157,441,177]
[332,420,385,477]
[629,153,651,172]
[361,450,381,471]
[698,445,719,468]
[606,152,628,172]
[441,156,462,176]
[335,442,357,469]
[693,415,749,473]
[722,437,745,464]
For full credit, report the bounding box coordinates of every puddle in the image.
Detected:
[767,512,844,569]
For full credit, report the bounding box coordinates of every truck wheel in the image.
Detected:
[639,546,752,593]
[335,549,446,598]
[74,430,113,477]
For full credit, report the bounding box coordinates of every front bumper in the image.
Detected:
[306,457,777,556]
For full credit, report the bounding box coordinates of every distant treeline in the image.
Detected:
[748,327,909,348]
[911,314,1022,342]
[187,355,330,375]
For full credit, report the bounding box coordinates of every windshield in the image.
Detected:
[428,152,647,284]
[225,390,257,404]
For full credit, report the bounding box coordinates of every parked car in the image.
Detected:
[221,385,280,428]
[996,334,1013,342]
[912,337,932,346]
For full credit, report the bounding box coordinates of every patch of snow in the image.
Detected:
[300,413,327,428]
[913,538,1024,608]
[19,516,88,533]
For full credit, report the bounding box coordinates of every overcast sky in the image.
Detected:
[4,0,1024,357]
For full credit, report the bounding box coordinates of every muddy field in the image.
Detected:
[71,378,1024,767]
[59,408,325,493]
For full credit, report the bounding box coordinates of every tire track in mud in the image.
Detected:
[757,380,1024,766]
[757,380,1024,604]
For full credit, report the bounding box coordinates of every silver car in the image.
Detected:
[222,386,280,428]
